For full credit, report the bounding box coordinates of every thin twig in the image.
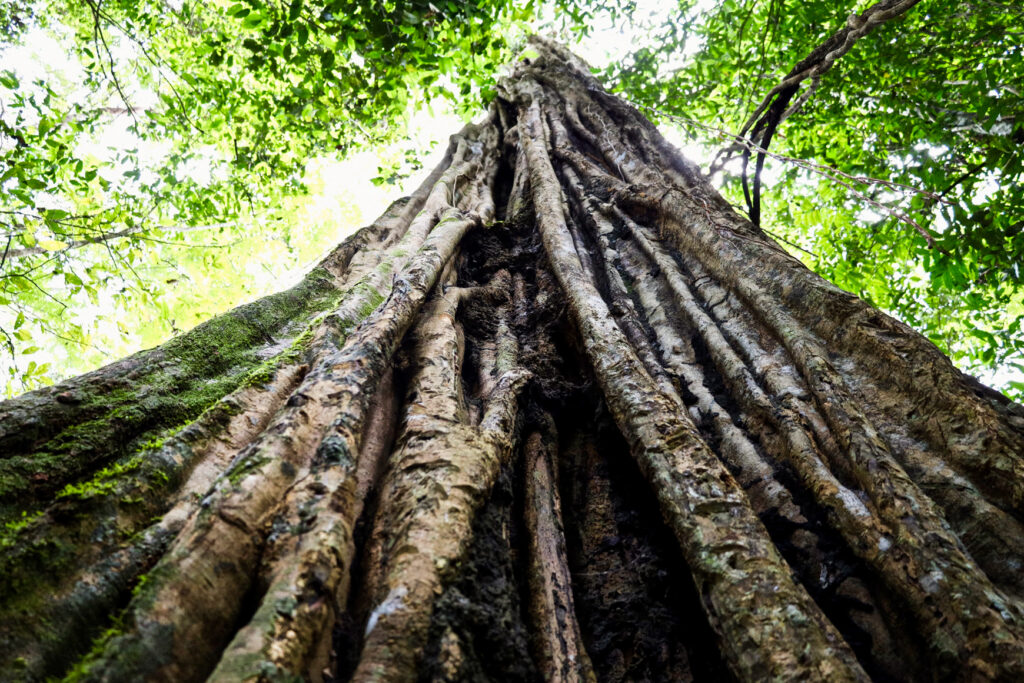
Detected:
[84,0,202,133]
[84,0,139,131]
[4,218,234,259]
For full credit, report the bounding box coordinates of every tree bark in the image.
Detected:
[2,37,1024,682]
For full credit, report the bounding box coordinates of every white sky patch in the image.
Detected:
[971,176,1000,205]
[249,106,465,297]
[176,149,215,187]
[569,0,715,70]
[976,363,1024,391]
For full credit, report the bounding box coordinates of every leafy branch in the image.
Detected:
[0,214,234,261]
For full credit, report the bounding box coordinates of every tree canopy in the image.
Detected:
[606,0,1023,387]
[1,0,1021,396]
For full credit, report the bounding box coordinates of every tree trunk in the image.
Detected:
[3,37,1024,682]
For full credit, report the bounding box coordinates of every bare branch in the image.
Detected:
[636,103,947,250]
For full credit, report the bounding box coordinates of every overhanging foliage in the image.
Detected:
[1,0,1021,398]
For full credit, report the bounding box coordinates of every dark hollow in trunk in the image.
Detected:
[2,37,1024,683]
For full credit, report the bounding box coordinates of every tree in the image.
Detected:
[5,0,1021,400]
[3,35,1024,682]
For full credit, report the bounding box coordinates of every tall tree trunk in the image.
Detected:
[2,37,1024,682]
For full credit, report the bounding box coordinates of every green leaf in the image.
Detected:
[242,12,265,28]
[320,51,336,74]
[38,239,69,252]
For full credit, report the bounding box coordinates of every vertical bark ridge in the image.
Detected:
[0,357,309,678]
[564,178,919,679]
[565,93,1024,622]
[656,239,1023,607]
[517,39,1024,677]
[352,276,528,681]
[686,200,1024,520]
[558,412,734,681]
[514,84,869,680]
[208,366,399,683]
[560,167,685,406]
[612,226,934,679]
[854,396,1024,601]
[675,242,1024,602]
[60,120,499,682]
[663,208,1024,675]
[0,116,471,679]
[0,139,456,516]
[523,424,597,683]
[618,106,1024,522]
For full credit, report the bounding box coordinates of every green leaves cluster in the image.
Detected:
[604,0,1024,393]
[2,0,1022,398]
[1,0,533,394]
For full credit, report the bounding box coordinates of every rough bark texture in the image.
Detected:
[2,37,1024,682]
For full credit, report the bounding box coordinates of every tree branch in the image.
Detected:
[715,0,924,225]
